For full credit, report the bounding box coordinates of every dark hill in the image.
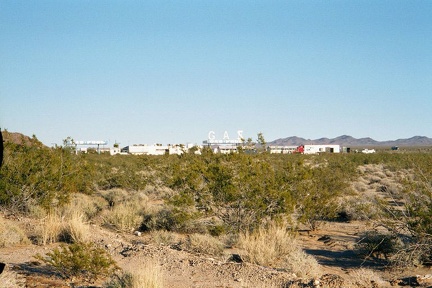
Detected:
[1,131,45,147]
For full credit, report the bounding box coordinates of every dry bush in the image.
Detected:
[28,204,48,219]
[103,202,143,232]
[339,195,383,221]
[347,268,389,288]
[356,176,370,185]
[128,260,163,288]
[141,206,203,233]
[182,233,225,257]
[105,260,163,288]
[142,184,173,200]
[373,171,387,179]
[38,212,64,245]
[368,175,382,185]
[378,179,402,197]
[384,170,394,178]
[148,230,179,246]
[99,188,129,207]
[0,216,30,247]
[37,201,91,245]
[237,223,321,278]
[352,181,369,193]
[355,231,402,261]
[101,190,151,232]
[69,193,105,221]
[63,210,90,243]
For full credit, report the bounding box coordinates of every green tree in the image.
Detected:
[256,132,266,152]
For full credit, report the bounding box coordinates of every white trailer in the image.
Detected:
[303,145,341,154]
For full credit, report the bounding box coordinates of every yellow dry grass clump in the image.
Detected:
[184,233,225,256]
[103,202,143,232]
[237,223,321,279]
[37,199,91,245]
[129,260,163,288]
[106,260,163,288]
[0,216,30,247]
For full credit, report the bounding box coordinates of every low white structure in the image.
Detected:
[110,147,122,155]
[121,144,169,155]
[268,146,298,154]
[214,145,238,154]
[303,145,341,154]
[268,145,341,154]
[119,143,202,156]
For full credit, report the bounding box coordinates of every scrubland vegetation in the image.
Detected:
[1,133,432,286]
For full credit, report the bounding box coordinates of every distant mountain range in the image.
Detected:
[269,135,432,147]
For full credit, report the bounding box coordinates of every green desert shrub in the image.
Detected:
[94,156,150,191]
[0,138,94,213]
[35,242,118,284]
[370,153,432,267]
[355,231,401,260]
[141,206,202,233]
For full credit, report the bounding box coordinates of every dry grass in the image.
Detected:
[69,193,105,221]
[100,190,152,233]
[99,188,129,207]
[373,171,387,179]
[103,202,143,232]
[129,260,163,288]
[346,268,389,288]
[182,233,225,257]
[64,210,90,243]
[237,223,321,279]
[37,201,91,245]
[106,260,163,288]
[148,230,179,246]
[352,181,368,192]
[0,216,30,247]
[38,212,63,245]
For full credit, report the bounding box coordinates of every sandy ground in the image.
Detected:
[2,218,431,288]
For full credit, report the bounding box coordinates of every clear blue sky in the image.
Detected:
[1,1,431,147]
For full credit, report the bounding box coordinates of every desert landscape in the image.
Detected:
[2,1,431,287]
[1,131,432,288]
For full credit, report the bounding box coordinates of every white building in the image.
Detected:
[268,146,298,154]
[268,145,341,154]
[110,147,122,155]
[121,144,169,155]
[214,145,238,154]
[303,145,341,154]
[119,143,202,156]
